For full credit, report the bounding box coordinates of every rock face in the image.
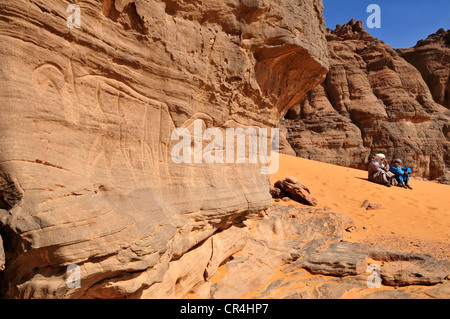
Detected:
[210,204,355,298]
[295,240,450,287]
[437,173,450,185]
[398,29,450,110]
[0,0,328,298]
[281,20,450,180]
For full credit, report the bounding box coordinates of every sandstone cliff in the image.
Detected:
[399,28,450,110]
[281,20,450,180]
[0,0,328,298]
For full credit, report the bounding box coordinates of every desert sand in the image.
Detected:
[270,153,450,260]
[204,153,450,299]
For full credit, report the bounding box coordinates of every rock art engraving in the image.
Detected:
[32,61,176,188]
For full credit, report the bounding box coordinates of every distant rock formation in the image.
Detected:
[0,0,328,298]
[398,28,450,110]
[281,20,450,180]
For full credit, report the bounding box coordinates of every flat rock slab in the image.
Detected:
[294,241,450,287]
[211,204,450,299]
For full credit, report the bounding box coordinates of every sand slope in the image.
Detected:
[270,153,450,260]
[190,153,449,299]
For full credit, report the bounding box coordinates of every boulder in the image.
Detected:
[293,240,450,287]
[269,186,287,199]
[274,178,319,206]
[381,259,450,287]
[437,173,450,185]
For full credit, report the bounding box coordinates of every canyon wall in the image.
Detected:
[399,28,450,110]
[0,0,328,298]
[281,20,450,180]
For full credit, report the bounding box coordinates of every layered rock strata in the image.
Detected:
[0,0,328,298]
[398,28,450,110]
[281,20,450,180]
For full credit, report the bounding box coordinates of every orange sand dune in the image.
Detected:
[270,153,450,260]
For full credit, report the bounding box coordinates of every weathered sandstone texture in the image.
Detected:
[281,20,450,180]
[210,205,450,299]
[0,0,328,298]
[273,176,318,206]
[398,28,450,110]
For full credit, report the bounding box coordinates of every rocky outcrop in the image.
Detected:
[437,173,450,185]
[295,240,450,286]
[398,28,450,110]
[273,176,318,206]
[0,0,328,298]
[209,204,450,299]
[209,204,355,298]
[281,20,450,180]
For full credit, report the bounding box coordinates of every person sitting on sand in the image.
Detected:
[390,158,413,190]
[368,154,398,187]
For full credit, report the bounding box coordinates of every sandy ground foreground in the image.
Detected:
[270,153,450,260]
[193,153,450,299]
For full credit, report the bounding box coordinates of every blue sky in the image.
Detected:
[322,0,450,48]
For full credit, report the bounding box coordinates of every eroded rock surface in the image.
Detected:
[209,205,450,299]
[209,204,354,298]
[398,28,450,110]
[0,0,328,298]
[281,20,450,180]
[273,176,318,206]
